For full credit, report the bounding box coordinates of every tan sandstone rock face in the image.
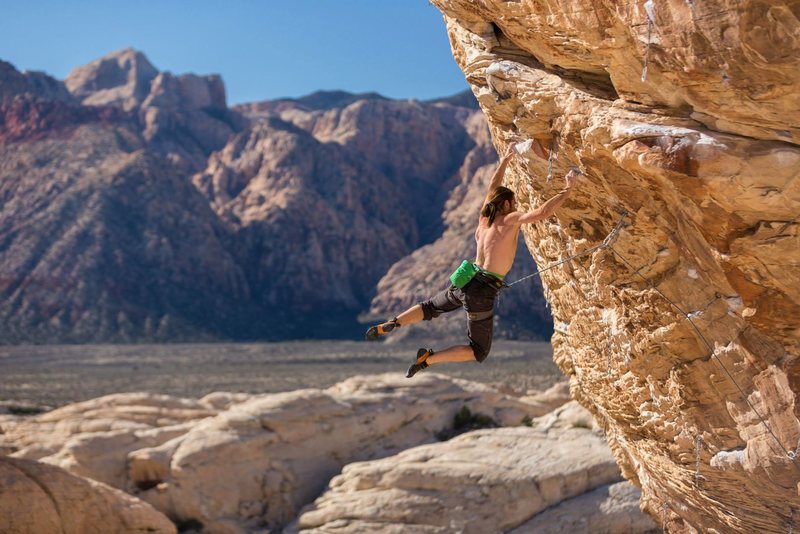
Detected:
[430,1,800,532]
[291,405,656,533]
[0,456,175,534]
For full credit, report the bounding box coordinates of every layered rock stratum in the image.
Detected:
[0,49,551,343]
[429,1,800,532]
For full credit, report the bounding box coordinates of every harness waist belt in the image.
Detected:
[474,271,505,289]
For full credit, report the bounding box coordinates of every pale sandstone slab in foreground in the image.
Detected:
[0,456,175,534]
[292,407,655,533]
[0,374,564,532]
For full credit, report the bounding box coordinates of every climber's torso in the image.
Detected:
[475,214,521,277]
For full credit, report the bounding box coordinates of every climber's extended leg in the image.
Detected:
[366,285,462,341]
[365,315,401,340]
[406,347,434,378]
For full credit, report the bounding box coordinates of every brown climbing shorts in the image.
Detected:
[419,272,503,362]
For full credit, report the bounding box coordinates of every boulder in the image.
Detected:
[125,373,548,532]
[518,380,571,415]
[2,392,225,489]
[0,456,175,534]
[3,392,219,457]
[292,421,654,533]
[508,481,658,534]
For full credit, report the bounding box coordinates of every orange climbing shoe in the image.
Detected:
[365,318,400,341]
[406,348,433,378]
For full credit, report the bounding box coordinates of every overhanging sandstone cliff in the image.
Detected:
[430,1,800,532]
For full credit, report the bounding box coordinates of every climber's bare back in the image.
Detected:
[474,144,579,278]
[475,214,520,276]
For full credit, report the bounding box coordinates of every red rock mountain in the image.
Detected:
[0,49,551,342]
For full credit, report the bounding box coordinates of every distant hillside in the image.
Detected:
[0,49,551,343]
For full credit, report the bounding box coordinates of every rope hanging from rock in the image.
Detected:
[505,210,800,471]
[546,134,557,181]
[608,241,800,469]
[642,0,656,82]
[506,211,627,288]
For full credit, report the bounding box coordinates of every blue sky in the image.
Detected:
[0,1,468,104]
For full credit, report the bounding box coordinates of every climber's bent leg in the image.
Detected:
[426,345,476,365]
[419,285,462,321]
[466,311,494,362]
[367,283,461,341]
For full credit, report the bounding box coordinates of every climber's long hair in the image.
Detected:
[481,186,515,226]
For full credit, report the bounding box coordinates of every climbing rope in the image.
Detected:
[506,211,627,288]
[546,135,557,181]
[661,501,669,532]
[607,242,800,469]
[642,0,656,82]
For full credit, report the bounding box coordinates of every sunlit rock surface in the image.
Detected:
[0,456,175,534]
[430,1,800,532]
[1,392,230,489]
[0,374,566,532]
[290,402,656,533]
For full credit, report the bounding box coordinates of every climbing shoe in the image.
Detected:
[365,318,400,341]
[406,348,433,378]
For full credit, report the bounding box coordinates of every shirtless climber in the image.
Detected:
[366,144,579,378]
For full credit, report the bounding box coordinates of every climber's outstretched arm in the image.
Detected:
[506,168,579,225]
[482,144,516,208]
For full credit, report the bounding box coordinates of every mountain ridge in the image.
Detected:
[0,48,550,343]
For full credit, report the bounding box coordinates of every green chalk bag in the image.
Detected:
[449,260,479,289]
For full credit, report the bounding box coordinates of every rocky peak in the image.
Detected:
[65,48,158,111]
[235,90,389,117]
[0,60,74,105]
[60,48,245,166]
